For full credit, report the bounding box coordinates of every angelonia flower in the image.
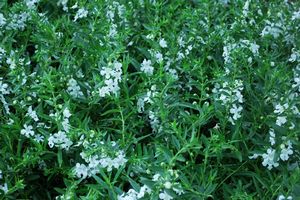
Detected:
[74,8,88,21]
[223,40,259,65]
[159,38,168,48]
[6,12,30,31]
[212,79,244,125]
[74,141,127,179]
[262,148,279,170]
[48,131,73,150]
[269,129,276,146]
[25,0,40,9]
[62,108,71,132]
[141,59,154,76]
[67,78,83,98]
[137,85,157,113]
[278,194,293,200]
[280,140,293,161]
[21,124,35,138]
[261,21,283,38]
[0,13,6,27]
[57,0,68,11]
[118,185,152,200]
[26,106,39,122]
[99,61,122,97]
[0,183,8,194]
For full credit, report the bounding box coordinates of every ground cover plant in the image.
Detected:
[0,0,300,199]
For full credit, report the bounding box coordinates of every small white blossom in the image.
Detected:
[74,8,88,21]
[21,124,35,137]
[48,131,73,150]
[262,148,279,170]
[67,78,83,98]
[229,104,243,120]
[0,13,6,27]
[269,129,276,146]
[280,141,293,161]
[74,163,89,179]
[159,38,168,48]
[141,59,154,75]
[26,106,39,122]
[0,183,8,194]
[276,116,287,126]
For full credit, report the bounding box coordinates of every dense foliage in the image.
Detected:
[0,0,300,199]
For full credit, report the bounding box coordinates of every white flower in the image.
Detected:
[74,8,88,21]
[159,191,173,200]
[0,183,8,194]
[269,129,276,146]
[0,80,9,95]
[67,78,83,98]
[173,187,184,195]
[230,104,242,120]
[292,9,300,20]
[26,106,39,122]
[21,124,35,137]
[155,52,163,63]
[34,134,44,143]
[152,173,161,181]
[280,142,293,161]
[278,195,285,200]
[276,116,287,126]
[63,108,71,118]
[74,163,89,179]
[262,148,279,170]
[99,61,123,97]
[0,13,6,27]
[48,131,73,150]
[57,0,68,11]
[141,59,154,75]
[278,195,293,200]
[274,104,285,114]
[26,0,39,8]
[159,38,168,48]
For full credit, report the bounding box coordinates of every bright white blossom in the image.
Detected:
[26,106,39,122]
[262,148,279,170]
[74,8,88,21]
[48,131,73,150]
[280,141,293,161]
[67,78,83,98]
[159,38,168,48]
[99,61,122,97]
[21,124,35,137]
[141,59,154,75]
[276,116,287,126]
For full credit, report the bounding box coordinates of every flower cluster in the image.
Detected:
[140,59,154,76]
[119,169,184,200]
[74,140,127,178]
[212,80,244,125]
[118,185,152,200]
[74,8,88,22]
[67,78,84,98]
[48,131,73,150]
[223,40,259,65]
[99,61,122,97]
